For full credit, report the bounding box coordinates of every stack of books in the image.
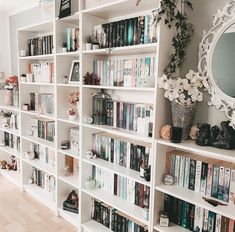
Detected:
[31,118,55,142]
[166,151,235,204]
[92,166,150,209]
[27,35,53,56]
[105,101,154,138]
[92,132,151,174]
[91,198,148,231]
[28,62,54,83]
[92,56,156,87]
[93,15,157,48]
[164,194,235,231]
[66,28,79,52]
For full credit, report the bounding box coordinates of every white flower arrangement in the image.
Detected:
[158,70,209,106]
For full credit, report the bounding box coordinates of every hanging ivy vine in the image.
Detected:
[137,0,193,79]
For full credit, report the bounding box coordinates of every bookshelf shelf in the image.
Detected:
[57,149,79,159]
[157,138,235,163]
[0,104,19,112]
[154,224,189,232]
[0,127,20,137]
[22,135,55,150]
[82,188,149,226]
[82,0,158,19]
[58,208,80,228]
[22,159,55,176]
[18,19,54,32]
[83,123,153,144]
[82,220,112,232]
[82,85,155,92]
[57,83,80,87]
[83,157,151,187]
[19,54,54,60]
[0,146,20,158]
[23,184,56,211]
[155,184,235,220]
[21,110,55,121]
[57,117,80,126]
[0,169,21,188]
[20,82,55,86]
[83,43,157,56]
[58,175,79,189]
[56,51,80,57]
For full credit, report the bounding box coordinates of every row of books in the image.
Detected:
[92,57,156,87]
[29,92,54,115]
[93,15,157,49]
[31,142,55,167]
[0,132,20,151]
[164,194,234,232]
[31,118,55,142]
[27,62,54,83]
[92,132,151,173]
[66,28,79,52]
[0,113,20,130]
[92,166,150,209]
[166,151,235,204]
[105,101,154,138]
[27,35,53,56]
[91,198,148,231]
[32,167,56,200]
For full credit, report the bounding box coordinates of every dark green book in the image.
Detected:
[133,17,138,45]
[211,165,220,198]
[181,201,189,229]
[208,211,216,232]
[137,16,145,44]
[177,199,183,226]
[188,204,195,231]
[116,21,121,47]
[119,20,125,47]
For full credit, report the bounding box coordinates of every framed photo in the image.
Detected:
[69,60,80,83]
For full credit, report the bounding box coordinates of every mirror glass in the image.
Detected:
[212,23,235,98]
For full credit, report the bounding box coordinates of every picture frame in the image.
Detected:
[69,60,80,83]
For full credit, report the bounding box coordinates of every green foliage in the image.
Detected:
[157,0,193,78]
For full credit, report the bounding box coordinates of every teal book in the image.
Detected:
[127,18,134,46]
[181,201,189,229]
[208,211,216,232]
[211,165,220,198]
[144,15,151,44]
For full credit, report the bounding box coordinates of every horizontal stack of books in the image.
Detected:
[31,118,55,142]
[32,167,56,200]
[29,92,54,115]
[27,35,53,56]
[66,28,79,52]
[92,56,156,87]
[105,101,154,138]
[91,198,148,231]
[164,194,234,232]
[93,14,157,48]
[31,143,55,167]
[92,166,150,209]
[28,62,54,83]
[92,132,151,174]
[166,151,235,204]
[0,131,20,151]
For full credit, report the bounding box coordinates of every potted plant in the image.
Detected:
[83,72,100,85]
[68,91,80,120]
[3,76,18,106]
[158,70,209,140]
[84,34,95,51]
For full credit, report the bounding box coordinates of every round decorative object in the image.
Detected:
[163,174,174,185]
[85,115,94,124]
[189,124,199,140]
[28,178,34,184]
[160,125,172,140]
[86,151,94,159]
[24,151,35,160]
[84,178,96,190]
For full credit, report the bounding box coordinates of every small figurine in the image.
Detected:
[160,125,172,140]
[189,124,199,140]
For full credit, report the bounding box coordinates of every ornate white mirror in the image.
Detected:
[198,0,235,127]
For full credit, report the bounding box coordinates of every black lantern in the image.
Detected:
[92,89,112,125]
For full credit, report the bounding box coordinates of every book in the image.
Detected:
[189,159,196,190]
[211,165,220,198]
[218,166,225,200]
[195,160,202,192]
[200,162,208,195]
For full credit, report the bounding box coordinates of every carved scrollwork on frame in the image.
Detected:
[198,0,235,128]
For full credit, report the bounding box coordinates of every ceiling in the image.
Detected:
[0,0,38,15]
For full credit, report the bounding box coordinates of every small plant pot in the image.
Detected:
[92,43,100,50]
[85,43,92,50]
[69,114,76,121]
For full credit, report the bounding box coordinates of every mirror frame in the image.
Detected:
[198,0,235,128]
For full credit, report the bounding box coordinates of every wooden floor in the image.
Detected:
[0,175,77,232]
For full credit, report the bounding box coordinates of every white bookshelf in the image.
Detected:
[0,1,230,232]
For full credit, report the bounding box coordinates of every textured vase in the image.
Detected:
[171,101,197,140]
[4,90,13,106]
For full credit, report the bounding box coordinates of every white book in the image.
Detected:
[195,160,202,193]
[203,209,209,232]
[218,166,225,200]
[224,168,231,202]
[184,157,190,188]
[229,169,235,205]
[126,142,131,169]
[174,155,181,185]
[215,214,222,232]
[179,156,186,187]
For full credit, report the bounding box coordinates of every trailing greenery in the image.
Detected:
[137,0,193,78]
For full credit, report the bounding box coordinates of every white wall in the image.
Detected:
[0,12,11,77]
